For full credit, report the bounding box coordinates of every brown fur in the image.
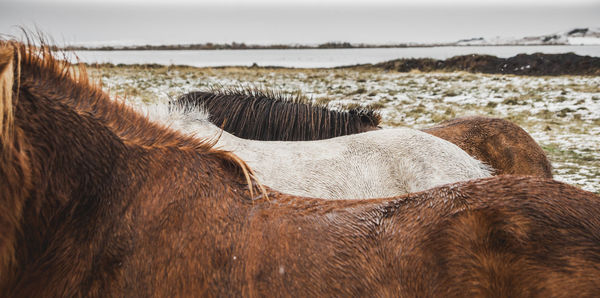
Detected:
[422,116,553,177]
[175,89,381,141]
[2,39,599,297]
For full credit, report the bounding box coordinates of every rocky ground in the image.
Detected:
[90,64,600,193]
[355,53,600,76]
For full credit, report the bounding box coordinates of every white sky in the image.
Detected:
[2,0,599,45]
[8,0,600,5]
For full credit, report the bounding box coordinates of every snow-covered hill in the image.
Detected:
[455,27,600,46]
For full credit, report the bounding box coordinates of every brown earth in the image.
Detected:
[358,53,600,76]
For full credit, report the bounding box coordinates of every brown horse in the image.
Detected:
[2,40,600,297]
[175,90,381,141]
[422,116,553,177]
[177,91,552,178]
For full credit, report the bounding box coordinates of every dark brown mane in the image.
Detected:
[174,88,381,141]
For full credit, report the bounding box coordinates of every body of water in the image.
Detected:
[75,45,600,68]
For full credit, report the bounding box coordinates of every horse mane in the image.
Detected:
[0,41,31,289]
[0,46,14,149]
[0,38,264,243]
[175,88,382,141]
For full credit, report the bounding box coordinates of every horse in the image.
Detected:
[158,101,491,199]
[175,90,381,141]
[176,91,553,178]
[422,116,553,178]
[3,40,600,297]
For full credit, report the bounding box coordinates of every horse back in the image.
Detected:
[423,116,553,178]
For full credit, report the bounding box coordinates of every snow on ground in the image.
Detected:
[569,37,600,46]
[456,27,600,46]
[91,66,600,193]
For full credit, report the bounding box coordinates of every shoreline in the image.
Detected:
[86,52,600,76]
[68,43,588,51]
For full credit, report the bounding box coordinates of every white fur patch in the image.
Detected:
[139,101,492,199]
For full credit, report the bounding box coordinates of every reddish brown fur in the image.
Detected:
[422,116,553,177]
[0,45,31,289]
[1,40,599,297]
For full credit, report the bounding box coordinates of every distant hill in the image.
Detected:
[455,27,600,46]
[63,42,422,51]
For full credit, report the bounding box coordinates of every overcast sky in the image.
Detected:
[2,0,599,45]
[9,0,600,4]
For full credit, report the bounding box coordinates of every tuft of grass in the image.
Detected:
[351,87,367,95]
[342,102,362,110]
[557,108,575,117]
[502,97,525,105]
[366,101,386,110]
[315,97,334,105]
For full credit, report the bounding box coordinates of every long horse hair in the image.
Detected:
[0,41,32,290]
[6,37,264,195]
[174,88,381,141]
[0,38,266,281]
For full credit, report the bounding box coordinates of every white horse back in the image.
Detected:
[141,103,492,199]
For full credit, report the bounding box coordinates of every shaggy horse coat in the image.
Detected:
[177,91,553,178]
[422,116,553,177]
[1,40,599,297]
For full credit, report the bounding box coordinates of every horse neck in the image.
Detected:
[0,43,262,296]
[3,83,136,295]
[158,106,245,149]
[7,90,260,296]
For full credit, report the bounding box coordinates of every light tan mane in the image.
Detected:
[0,45,15,150]
[0,41,30,291]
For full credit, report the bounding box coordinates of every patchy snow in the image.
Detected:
[568,37,600,46]
[456,27,600,46]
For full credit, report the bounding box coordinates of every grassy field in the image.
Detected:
[89,65,600,194]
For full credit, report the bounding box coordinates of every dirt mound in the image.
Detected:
[371,53,600,76]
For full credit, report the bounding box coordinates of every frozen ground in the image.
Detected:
[91,66,600,193]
